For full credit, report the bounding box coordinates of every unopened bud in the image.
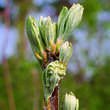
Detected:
[58,4,84,40]
[64,4,84,39]
[59,41,72,64]
[63,92,79,110]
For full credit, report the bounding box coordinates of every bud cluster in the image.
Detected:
[26,4,83,69]
[26,3,84,103]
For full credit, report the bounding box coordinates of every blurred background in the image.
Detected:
[0,0,110,110]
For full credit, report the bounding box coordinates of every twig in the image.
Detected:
[50,86,59,110]
[43,85,59,110]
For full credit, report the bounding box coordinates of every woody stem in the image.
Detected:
[50,85,59,110]
[43,85,59,110]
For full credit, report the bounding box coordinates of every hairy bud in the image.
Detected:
[59,41,72,64]
[58,4,84,40]
[63,92,79,110]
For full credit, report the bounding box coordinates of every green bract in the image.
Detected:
[63,92,79,110]
[43,61,66,101]
[59,41,72,64]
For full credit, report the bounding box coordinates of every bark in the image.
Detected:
[43,86,59,110]
[50,86,59,110]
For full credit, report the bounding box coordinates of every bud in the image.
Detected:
[58,7,68,39]
[58,4,84,40]
[63,92,79,110]
[39,16,57,48]
[38,16,48,46]
[26,16,44,57]
[43,61,66,101]
[64,4,84,39]
[59,41,72,64]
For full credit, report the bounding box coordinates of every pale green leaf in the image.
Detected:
[58,7,68,39]
[64,4,84,40]
[26,16,44,55]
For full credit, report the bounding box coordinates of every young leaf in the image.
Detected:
[58,7,68,39]
[39,16,57,48]
[39,16,49,47]
[26,16,44,56]
[64,4,84,40]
